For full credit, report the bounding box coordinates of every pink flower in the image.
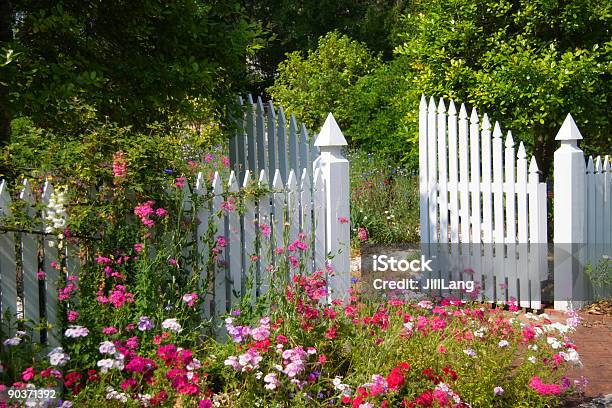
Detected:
[37,271,46,280]
[67,310,79,322]
[358,227,368,242]
[113,151,127,181]
[204,153,214,163]
[259,223,271,238]
[134,243,143,253]
[216,236,226,248]
[155,208,168,217]
[168,258,178,266]
[22,367,34,381]
[529,376,562,395]
[199,400,213,408]
[175,177,186,188]
[338,216,349,223]
[182,293,198,307]
[221,156,230,168]
[102,326,118,335]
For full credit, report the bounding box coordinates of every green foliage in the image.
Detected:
[1,0,261,139]
[242,0,409,92]
[349,149,420,246]
[268,32,382,141]
[394,0,611,176]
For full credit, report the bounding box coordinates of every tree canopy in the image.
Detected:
[0,0,260,144]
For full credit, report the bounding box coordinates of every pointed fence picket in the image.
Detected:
[420,96,548,308]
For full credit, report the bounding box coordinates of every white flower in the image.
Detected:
[547,337,562,349]
[99,341,116,355]
[64,326,89,338]
[161,318,182,333]
[48,347,70,366]
[498,340,509,348]
[474,328,486,338]
[463,349,477,357]
[3,337,21,346]
[560,349,582,366]
[528,356,537,363]
[528,344,539,351]
[97,359,115,373]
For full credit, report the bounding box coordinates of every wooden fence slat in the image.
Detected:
[481,114,494,302]
[427,97,438,244]
[272,170,285,255]
[528,157,543,309]
[492,123,506,302]
[457,104,470,299]
[469,108,481,245]
[229,96,242,176]
[20,180,40,340]
[437,98,448,296]
[195,173,211,319]
[236,100,247,183]
[504,132,518,303]
[211,173,226,316]
[594,157,604,262]
[517,142,529,307]
[257,170,272,294]
[246,95,257,174]
[458,104,470,244]
[586,156,595,266]
[299,124,309,177]
[419,96,430,267]
[447,101,459,244]
[437,99,448,244]
[267,101,277,185]
[300,123,316,181]
[446,101,461,287]
[182,181,194,277]
[0,180,17,333]
[227,172,241,307]
[256,97,266,175]
[242,171,257,304]
[277,107,288,184]
[289,114,299,176]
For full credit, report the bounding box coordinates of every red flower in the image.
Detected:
[387,367,405,390]
[325,326,338,339]
[442,365,458,381]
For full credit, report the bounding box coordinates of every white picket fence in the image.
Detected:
[229,95,319,186]
[419,96,548,309]
[420,95,611,310]
[0,108,351,344]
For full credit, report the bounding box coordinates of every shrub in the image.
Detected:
[349,149,420,246]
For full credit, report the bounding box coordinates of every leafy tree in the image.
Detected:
[0,0,260,146]
[268,32,382,141]
[394,0,611,177]
[243,0,408,93]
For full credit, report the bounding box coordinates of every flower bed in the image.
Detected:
[0,152,585,407]
[2,271,585,407]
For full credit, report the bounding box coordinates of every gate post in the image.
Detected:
[553,114,586,310]
[314,113,350,300]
